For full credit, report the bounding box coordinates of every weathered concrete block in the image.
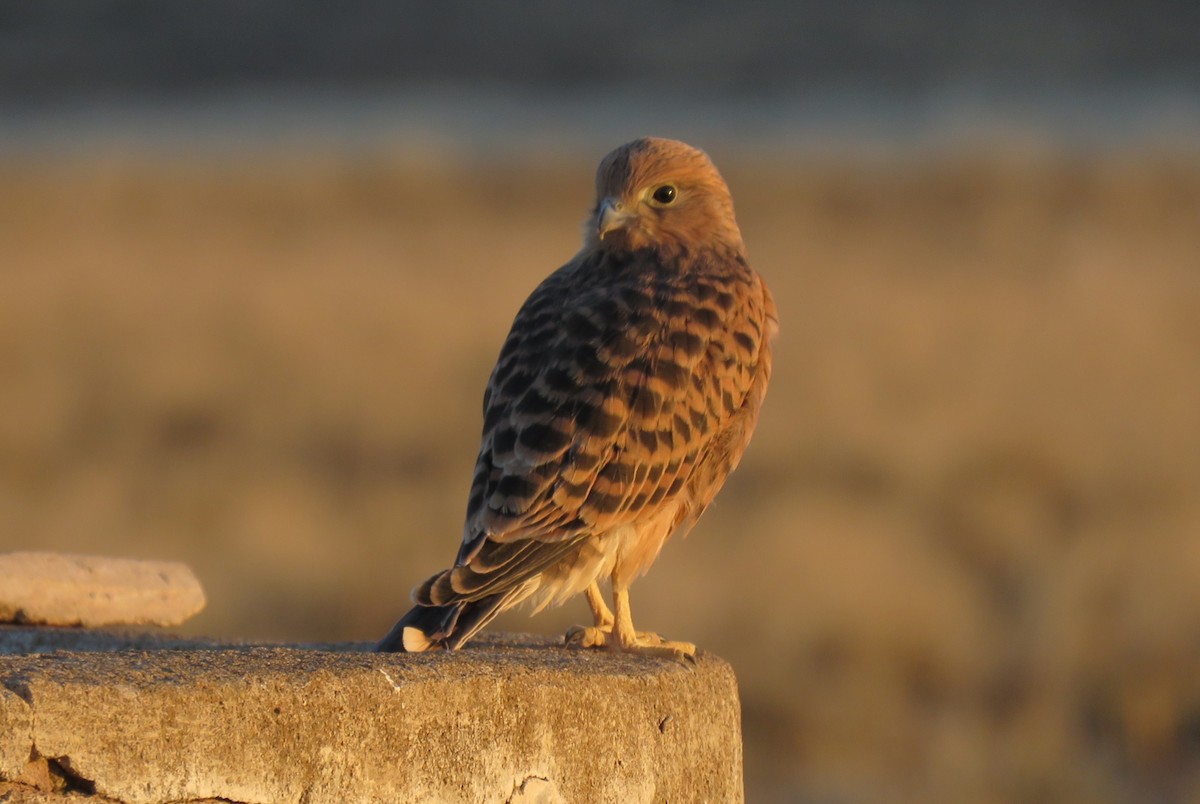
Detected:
[1,686,32,780]
[0,629,743,803]
[0,553,205,628]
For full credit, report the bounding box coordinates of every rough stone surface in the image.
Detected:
[0,553,206,628]
[2,685,32,780]
[0,627,743,803]
[0,782,119,803]
[0,627,228,657]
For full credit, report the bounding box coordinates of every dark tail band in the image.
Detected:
[376,592,512,652]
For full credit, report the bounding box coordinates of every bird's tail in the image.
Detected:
[376,590,517,652]
[377,536,590,652]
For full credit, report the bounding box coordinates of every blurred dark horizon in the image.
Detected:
[2,0,1200,155]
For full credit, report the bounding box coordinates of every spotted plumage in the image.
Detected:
[379,137,776,657]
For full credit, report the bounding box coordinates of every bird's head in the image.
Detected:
[586,137,744,258]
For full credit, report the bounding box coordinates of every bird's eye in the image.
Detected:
[651,184,677,205]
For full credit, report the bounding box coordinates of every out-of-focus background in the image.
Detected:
[3,2,1200,800]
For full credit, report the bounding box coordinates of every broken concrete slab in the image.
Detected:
[0,628,743,803]
[0,553,205,628]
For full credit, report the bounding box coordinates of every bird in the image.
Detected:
[378,137,776,659]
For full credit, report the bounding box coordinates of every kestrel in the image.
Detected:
[378,137,776,658]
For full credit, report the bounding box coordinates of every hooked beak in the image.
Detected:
[596,197,634,240]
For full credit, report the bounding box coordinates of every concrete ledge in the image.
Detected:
[0,627,743,803]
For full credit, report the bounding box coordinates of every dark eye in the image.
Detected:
[651,184,677,205]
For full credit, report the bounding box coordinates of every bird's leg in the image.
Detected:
[609,585,696,660]
[586,582,615,629]
[565,580,695,660]
[564,582,615,647]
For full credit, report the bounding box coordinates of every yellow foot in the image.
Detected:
[622,638,697,662]
[564,624,608,648]
[564,626,696,661]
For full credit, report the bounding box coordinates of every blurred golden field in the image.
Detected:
[2,146,1199,801]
